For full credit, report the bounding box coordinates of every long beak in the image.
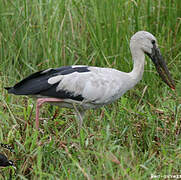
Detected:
[147,45,175,90]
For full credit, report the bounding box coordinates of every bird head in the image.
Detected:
[130,31,175,90]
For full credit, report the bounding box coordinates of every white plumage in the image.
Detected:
[49,67,132,105]
[5,31,175,129]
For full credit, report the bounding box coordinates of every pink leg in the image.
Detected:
[36,98,63,129]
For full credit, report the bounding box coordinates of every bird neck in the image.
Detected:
[129,48,145,86]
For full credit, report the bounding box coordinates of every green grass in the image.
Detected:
[0,0,181,179]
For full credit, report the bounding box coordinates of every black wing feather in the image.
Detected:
[0,153,14,167]
[5,66,89,101]
[40,83,84,101]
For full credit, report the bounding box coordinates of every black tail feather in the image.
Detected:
[5,87,11,90]
[4,87,14,93]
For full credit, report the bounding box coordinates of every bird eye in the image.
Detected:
[151,40,156,44]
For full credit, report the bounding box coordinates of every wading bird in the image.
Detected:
[0,153,14,167]
[5,31,175,129]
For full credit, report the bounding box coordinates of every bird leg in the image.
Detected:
[36,98,63,129]
[73,103,85,128]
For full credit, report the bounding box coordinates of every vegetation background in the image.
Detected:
[0,0,181,179]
